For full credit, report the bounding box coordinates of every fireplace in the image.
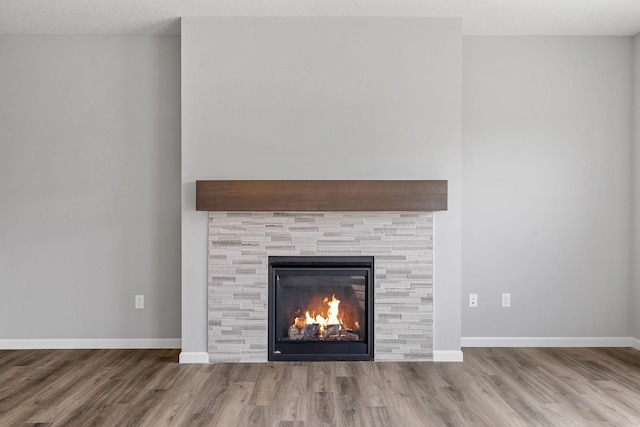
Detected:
[268,256,374,361]
[207,210,435,362]
[203,182,444,362]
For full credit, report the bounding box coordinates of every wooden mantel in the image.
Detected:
[195,180,447,212]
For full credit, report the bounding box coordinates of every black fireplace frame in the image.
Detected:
[268,256,374,361]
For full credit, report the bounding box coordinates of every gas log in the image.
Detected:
[287,323,360,341]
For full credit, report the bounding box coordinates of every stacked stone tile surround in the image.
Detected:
[208,211,433,362]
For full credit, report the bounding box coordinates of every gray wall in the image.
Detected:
[634,34,640,340]
[181,17,463,356]
[0,36,181,340]
[2,30,636,349]
[462,36,633,338]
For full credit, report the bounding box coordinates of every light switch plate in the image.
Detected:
[502,293,511,307]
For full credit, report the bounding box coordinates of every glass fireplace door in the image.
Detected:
[268,256,373,361]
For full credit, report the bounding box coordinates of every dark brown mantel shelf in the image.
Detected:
[195,180,447,212]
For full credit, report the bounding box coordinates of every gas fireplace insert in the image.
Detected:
[268,256,374,361]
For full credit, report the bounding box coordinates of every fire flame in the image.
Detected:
[289,293,361,341]
[295,294,342,335]
[325,295,341,325]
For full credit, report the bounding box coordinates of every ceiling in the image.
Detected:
[1,0,639,36]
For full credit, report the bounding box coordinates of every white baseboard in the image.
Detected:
[433,350,464,362]
[179,351,210,364]
[461,337,636,348]
[0,338,181,350]
[631,338,640,351]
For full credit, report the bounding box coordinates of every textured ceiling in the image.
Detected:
[1,0,639,36]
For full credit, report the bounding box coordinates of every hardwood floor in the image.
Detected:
[1,347,639,426]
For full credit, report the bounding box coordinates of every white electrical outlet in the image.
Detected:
[502,293,511,307]
[135,294,144,309]
[469,293,478,308]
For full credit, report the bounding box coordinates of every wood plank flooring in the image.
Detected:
[0,347,639,426]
